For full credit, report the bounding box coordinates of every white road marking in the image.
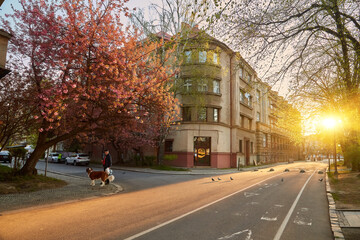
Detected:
[273,170,316,240]
[218,229,252,240]
[244,192,260,197]
[124,173,284,240]
[261,205,283,222]
[293,207,312,226]
[261,216,278,221]
[293,216,312,226]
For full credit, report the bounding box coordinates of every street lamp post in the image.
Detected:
[333,127,338,175]
[323,117,339,176]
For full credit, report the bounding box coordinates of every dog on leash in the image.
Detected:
[86,167,115,187]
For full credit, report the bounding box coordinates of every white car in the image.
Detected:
[65,153,90,166]
[47,152,64,163]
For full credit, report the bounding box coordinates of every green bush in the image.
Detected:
[163,154,178,161]
[344,144,360,172]
[144,155,156,166]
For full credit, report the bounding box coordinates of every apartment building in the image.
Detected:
[163,24,301,168]
[0,29,11,79]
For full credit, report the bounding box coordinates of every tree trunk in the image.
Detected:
[18,131,48,176]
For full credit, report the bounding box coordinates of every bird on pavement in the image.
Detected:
[281,178,284,182]
[212,178,215,181]
[218,177,222,181]
[319,178,323,182]
[230,177,233,180]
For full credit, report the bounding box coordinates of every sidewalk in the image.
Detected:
[325,169,360,239]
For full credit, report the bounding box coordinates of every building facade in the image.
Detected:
[163,25,301,168]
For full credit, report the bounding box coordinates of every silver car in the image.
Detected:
[0,151,11,163]
[65,153,90,166]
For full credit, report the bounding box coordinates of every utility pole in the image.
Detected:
[333,128,338,175]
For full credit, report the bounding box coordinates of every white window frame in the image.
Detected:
[197,79,208,92]
[239,67,243,79]
[256,90,261,103]
[213,52,218,64]
[213,80,220,94]
[184,79,192,92]
[213,108,219,122]
[263,134,267,147]
[185,51,191,63]
[240,89,245,103]
[199,51,207,63]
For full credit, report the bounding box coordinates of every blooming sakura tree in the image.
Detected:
[1,0,179,175]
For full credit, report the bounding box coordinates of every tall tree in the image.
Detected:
[0,0,178,175]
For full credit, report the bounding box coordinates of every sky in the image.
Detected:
[0,0,161,20]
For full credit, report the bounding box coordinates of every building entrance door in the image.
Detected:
[245,140,250,165]
[194,136,211,166]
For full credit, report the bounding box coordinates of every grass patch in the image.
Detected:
[331,192,340,201]
[327,172,339,184]
[0,165,67,194]
[328,171,360,209]
[150,165,189,172]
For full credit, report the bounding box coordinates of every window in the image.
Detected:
[198,107,207,121]
[199,51,207,63]
[270,101,274,109]
[245,93,252,107]
[263,134,267,147]
[197,79,208,92]
[256,112,260,122]
[182,107,191,121]
[239,140,243,153]
[213,52,218,64]
[240,89,245,103]
[185,51,191,63]
[256,90,261,103]
[213,108,219,122]
[250,142,254,154]
[249,119,252,130]
[247,72,252,82]
[165,140,173,152]
[183,79,192,92]
[241,115,244,127]
[213,80,220,94]
[239,67,244,79]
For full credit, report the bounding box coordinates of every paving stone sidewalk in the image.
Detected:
[0,170,122,214]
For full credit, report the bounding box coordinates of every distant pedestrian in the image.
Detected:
[102,150,112,184]
[58,153,62,163]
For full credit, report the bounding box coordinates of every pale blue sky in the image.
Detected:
[0,0,160,20]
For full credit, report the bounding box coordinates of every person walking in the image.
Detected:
[102,149,112,184]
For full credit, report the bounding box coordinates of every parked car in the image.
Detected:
[0,150,11,163]
[47,152,65,163]
[65,153,90,166]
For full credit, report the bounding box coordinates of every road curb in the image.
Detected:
[326,169,345,239]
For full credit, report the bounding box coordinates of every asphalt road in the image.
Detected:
[0,162,332,240]
[35,160,209,192]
